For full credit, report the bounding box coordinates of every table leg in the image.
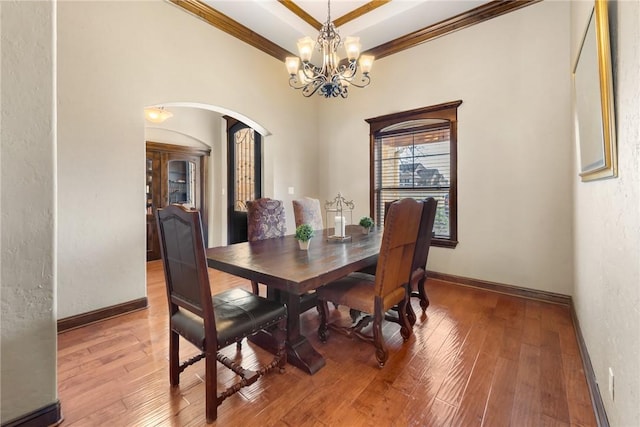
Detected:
[248,289,325,375]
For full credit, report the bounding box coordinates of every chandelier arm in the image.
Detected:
[343,74,371,89]
[302,80,324,97]
[336,61,358,79]
[289,76,308,90]
[301,61,321,79]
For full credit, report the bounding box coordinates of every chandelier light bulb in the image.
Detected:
[359,55,375,74]
[344,37,361,61]
[297,37,315,62]
[285,57,300,75]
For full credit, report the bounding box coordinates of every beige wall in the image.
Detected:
[317,1,574,295]
[56,1,318,319]
[0,1,58,422]
[2,0,639,424]
[571,1,640,425]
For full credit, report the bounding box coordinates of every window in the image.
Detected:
[366,100,462,248]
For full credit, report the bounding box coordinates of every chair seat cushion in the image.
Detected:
[171,288,287,349]
[316,272,406,314]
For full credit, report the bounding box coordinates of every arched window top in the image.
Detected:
[380,118,449,134]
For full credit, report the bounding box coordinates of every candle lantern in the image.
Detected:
[325,192,354,242]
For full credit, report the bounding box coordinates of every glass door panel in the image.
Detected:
[168,160,196,207]
[227,120,262,244]
[146,157,153,215]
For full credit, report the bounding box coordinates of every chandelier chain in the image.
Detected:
[327,0,330,23]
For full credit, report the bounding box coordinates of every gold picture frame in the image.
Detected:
[573,0,617,181]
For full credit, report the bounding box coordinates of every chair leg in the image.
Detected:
[169,329,180,386]
[416,276,429,311]
[373,298,388,368]
[406,301,417,326]
[204,350,218,423]
[317,299,330,342]
[398,294,413,341]
[251,280,260,295]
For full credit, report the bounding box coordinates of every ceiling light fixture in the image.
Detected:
[285,0,374,98]
[144,106,173,123]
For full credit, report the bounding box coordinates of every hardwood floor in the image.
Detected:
[57,261,597,426]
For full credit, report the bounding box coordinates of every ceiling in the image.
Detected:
[171,0,539,61]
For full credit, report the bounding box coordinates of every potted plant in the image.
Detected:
[295,224,314,250]
[359,216,374,234]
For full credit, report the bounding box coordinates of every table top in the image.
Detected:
[206,225,382,295]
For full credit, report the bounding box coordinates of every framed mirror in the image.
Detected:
[573,0,617,181]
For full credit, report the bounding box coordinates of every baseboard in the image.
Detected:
[1,401,62,427]
[570,304,610,427]
[426,270,572,305]
[427,270,608,425]
[57,297,148,333]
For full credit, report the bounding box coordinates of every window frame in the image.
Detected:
[366,100,462,248]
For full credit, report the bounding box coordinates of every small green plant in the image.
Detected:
[359,216,374,229]
[295,224,315,242]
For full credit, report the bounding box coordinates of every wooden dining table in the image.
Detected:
[205,225,383,375]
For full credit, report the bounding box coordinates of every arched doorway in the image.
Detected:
[144,102,270,248]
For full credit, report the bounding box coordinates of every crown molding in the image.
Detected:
[332,1,391,28]
[171,0,541,63]
[278,1,390,30]
[169,0,294,61]
[278,0,322,31]
[365,0,541,59]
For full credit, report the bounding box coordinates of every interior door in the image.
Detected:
[146,151,161,261]
[146,142,210,261]
[227,118,262,244]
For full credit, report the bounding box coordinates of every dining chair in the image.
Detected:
[156,204,287,423]
[362,198,438,325]
[292,197,324,230]
[246,198,286,295]
[408,198,438,309]
[246,197,287,242]
[292,197,328,312]
[247,197,318,313]
[389,197,438,325]
[316,198,424,367]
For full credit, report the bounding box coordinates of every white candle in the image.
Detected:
[334,215,345,237]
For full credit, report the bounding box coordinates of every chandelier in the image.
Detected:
[285,0,374,98]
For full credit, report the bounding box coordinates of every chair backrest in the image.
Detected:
[246,198,287,242]
[292,197,324,230]
[155,204,214,326]
[374,198,424,297]
[412,197,438,273]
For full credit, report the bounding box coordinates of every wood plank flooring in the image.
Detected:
[57,261,597,426]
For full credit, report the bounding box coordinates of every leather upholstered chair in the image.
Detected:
[407,197,438,317]
[156,204,287,423]
[292,197,324,231]
[316,198,424,367]
[362,198,438,325]
[246,198,287,295]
